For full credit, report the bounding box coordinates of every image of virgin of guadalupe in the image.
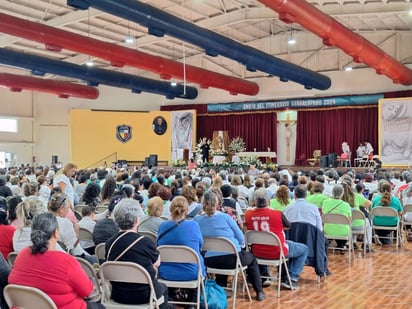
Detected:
[152,116,167,135]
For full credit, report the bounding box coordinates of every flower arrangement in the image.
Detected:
[171,159,187,167]
[261,162,278,171]
[229,137,246,154]
[211,148,228,156]
[240,157,262,167]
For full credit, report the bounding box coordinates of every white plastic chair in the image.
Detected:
[245,230,292,298]
[370,206,402,248]
[100,261,164,309]
[157,245,208,309]
[4,284,57,309]
[322,213,355,264]
[202,237,252,309]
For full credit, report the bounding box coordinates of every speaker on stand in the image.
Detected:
[328,153,338,168]
[149,154,158,166]
[320,155,328,168]
[51,155,58,165]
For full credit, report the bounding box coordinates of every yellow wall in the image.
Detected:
[70,110,172,168]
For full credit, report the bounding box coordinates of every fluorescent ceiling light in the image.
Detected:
[125,36,134,44]
[288,37,296,45]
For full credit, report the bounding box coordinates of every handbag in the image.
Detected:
[200,279,227,309]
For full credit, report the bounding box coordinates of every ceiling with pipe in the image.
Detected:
[0,0,411,100]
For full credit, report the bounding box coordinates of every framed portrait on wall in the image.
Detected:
[152,116,167,135]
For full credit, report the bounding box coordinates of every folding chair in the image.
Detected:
[202,237,252,309]
[351,209,368,255]
[96,205,109,213]
[359,155,369,167]
[100,261,164,309]
[370,206,402,248]
[79,227,94,241]
[74,204,88,214]
[401,204,412,239]
[95,242,106,262]
[245,230,292,297]
[157,245,208,309]
[322,213,355,264]
[76,257,102,302]
[7,251,18,266]
[138,230,157,243]
[4,284,57,309]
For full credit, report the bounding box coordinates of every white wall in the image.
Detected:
[0,66,411,166]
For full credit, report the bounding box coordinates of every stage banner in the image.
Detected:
[207,94,383,113]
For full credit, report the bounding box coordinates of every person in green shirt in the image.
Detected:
[307,182,328,211]
[354,183,373,250]
[270,185,292,211]
[341,176,373,252]
[371,180,403,244]
[322,184,352,253]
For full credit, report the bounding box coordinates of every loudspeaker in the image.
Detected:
[144,157,150,166]
[149,154,158,166]
[117,160,127,168]
[320,155,328,168]
[51,155,58,164]
[328,153,338,168]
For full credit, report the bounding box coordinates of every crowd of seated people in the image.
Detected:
[0,162,411,308]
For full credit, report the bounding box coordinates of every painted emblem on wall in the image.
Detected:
[116,124,132,143]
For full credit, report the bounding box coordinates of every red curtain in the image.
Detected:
[295,107,378,164]
[197,113,277,152]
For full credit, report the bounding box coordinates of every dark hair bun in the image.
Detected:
[31,230,49,254]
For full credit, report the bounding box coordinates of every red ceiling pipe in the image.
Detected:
[0,13,258,96]
[258,0,412,85]
[0,73,99,99]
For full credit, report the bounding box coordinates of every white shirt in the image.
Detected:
[56,216,89,256]
[356,146,365,158]
[54,174,75,206]
[364,143,374,155]
[342,143,350,154]
[284,198,323,231]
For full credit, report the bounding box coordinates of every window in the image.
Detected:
[0,118,17,133]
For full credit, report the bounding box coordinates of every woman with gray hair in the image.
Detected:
[8,212,104,309]
[322,184,352,253]
[105,198,170,308]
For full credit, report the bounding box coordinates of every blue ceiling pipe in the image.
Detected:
[0,48,198,100]
[68,0,331,90]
